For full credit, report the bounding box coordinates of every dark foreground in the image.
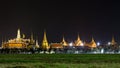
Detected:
[0,54,120,68]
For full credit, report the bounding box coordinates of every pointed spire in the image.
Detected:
[36,40,38,45]
[17,29,21,39]
[43,30,47,42]
[92,37,95,42]
[62,36,65,42]
[88,37,96,48]
[42,30,49,50]
[31,33,34,41]
[75,34,83,46]
[77,34,81,41]
[111,35,116,45]
[22,34,25,38]
[112,36,115,43]
[61,35,68,46]
[36,39,39,48]
[30,32,34,44]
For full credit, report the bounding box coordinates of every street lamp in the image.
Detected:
[108,42,111,45]
[69,42,73,47]
[97,42,100,46]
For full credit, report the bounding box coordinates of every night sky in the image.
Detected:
[0,0,119,44]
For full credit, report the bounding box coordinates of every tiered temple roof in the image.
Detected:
[61,36,68,46]
[85,37,97,48]
[74,34,83,46]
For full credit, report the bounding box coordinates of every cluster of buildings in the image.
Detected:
[1,29,39,49]
[1,29,119,54]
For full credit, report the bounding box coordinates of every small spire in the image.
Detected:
[43,30,47,42]
[17,29,21,39]
[30,32,34,44]
[111,35,116,45]
[22,34,25,38]
[36,39,39,48]
[61,35,68,46]
[31,33,33,40]
[77,34,80,41]
[62,36,65,42]
[92,37,95,42]
[112,35,115,43]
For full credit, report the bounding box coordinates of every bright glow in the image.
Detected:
[108,42,111,45]
[81,43,84,46]
[101,49,104,54]
[69,42,73,46]
[97,42,100,46]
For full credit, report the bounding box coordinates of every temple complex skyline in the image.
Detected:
[1,28,118,47]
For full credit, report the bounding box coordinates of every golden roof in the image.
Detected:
[50,43,63,48]
[61,36,68,46]
[74,34,83,46]
[85,37,96,48]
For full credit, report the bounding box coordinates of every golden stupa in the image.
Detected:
[41,31,49,50]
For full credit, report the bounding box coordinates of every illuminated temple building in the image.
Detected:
[49,36,67,49]
[2,29,39,49]
[85,38,97,48]
[60,35,97,48]
[60,36,68,46]
[50,43,63,49]
[74,34,83,46]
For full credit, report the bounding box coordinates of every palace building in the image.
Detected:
[50,43,63,49]
[2,29,39,49]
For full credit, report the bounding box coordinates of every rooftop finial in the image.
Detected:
[17,29,21,40]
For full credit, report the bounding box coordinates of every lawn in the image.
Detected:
[0,54,120,68]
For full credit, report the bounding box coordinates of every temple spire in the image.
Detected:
[61,36,68,46]
[77,34,80,41]
[17,29,21,40]
[43,31,47,42]
[41,30,49,50]
[92,37,95,42]
[62,36,65,42]
[111,36,116,45]
[30,33,34,44]
[75,34,83,46]
[89,37,96,48]
[35,39,39,48]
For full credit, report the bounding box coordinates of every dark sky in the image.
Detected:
[0,0,119,44]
